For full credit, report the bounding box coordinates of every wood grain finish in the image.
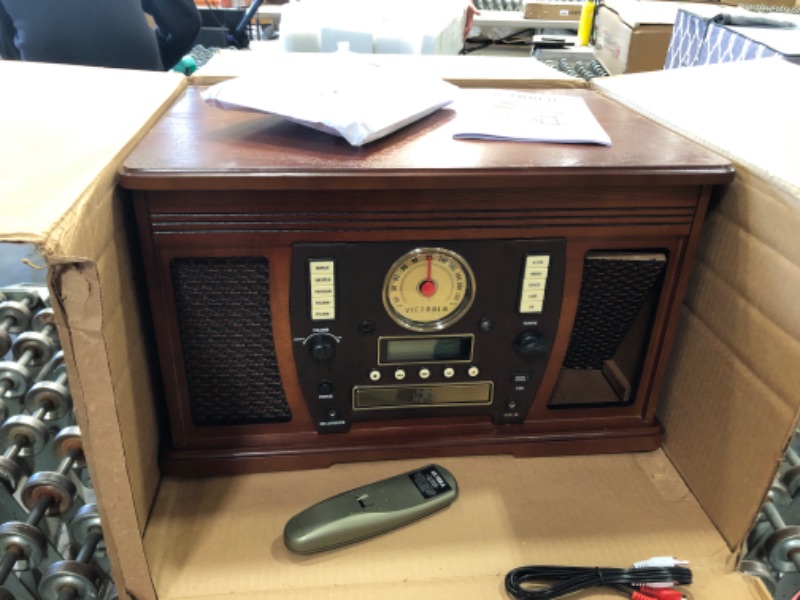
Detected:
[120,86,734,475]
[119,88,732,190]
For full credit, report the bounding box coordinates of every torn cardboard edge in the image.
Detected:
[49,261,156,600]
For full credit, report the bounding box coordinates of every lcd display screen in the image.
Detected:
[380,336,472,364]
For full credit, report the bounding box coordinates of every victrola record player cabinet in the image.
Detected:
[118,88,733,475]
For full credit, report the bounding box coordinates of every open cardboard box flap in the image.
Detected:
[1,57,798,599]
[594,55,800,550]
[0,60,187,597]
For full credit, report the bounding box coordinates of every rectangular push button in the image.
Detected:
[526,255,550,268]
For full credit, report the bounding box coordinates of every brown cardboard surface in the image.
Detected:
[523,1,584,21]
[191,47,586,88]
[658,174,800,548]
[593,1,680,74]
[593,58,800,548]
[0,60,187,600]
[0,61,184,244]
[144,453,766,599]
[591,59,800,200]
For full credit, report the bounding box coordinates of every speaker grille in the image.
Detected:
[563,252,666,370]
[171,257,292,427]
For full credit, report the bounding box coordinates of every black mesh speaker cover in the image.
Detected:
[563,252,666,370]
[171,257,292,427]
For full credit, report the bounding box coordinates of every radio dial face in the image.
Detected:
[383,248,475,332]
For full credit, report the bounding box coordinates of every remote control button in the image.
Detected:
[418,367,431,380]
[467,366,479,378]
[442,367,455,379]
[394,369,406,381]
[369,369,381,382]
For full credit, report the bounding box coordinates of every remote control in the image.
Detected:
[283,464,458,554]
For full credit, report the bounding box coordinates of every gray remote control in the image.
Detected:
[283,464,458,554]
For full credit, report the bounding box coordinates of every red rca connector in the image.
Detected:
[638,587,686,600]
[631,592,657,600]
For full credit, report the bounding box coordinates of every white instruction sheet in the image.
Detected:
[453,90,612,146]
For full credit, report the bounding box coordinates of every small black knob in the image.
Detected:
[358,320,376,335]
[513,330,547,355]
[478,317,495,333]
[309,334,336,363]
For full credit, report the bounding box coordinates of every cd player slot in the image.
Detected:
[353,383,493,410]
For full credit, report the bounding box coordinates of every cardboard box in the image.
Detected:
[0,60,186,598]
[594,54,800,584]
[523,0,584,21]
[594,0,686,74]
[4,56,800,600]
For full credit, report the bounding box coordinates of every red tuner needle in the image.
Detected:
[420,255,436,297]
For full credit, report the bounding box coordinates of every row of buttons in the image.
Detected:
[519,254,549,314]
[309,260,336,321]
[368,365,481,382]
[318,371,533,397]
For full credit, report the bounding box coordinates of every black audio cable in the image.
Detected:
[505,558,693,600]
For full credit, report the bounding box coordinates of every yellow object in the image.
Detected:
[577,0,595,46]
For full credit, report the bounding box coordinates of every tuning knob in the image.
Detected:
[513,330,547,355]
[308,334,336,363]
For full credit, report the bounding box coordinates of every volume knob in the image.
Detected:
[513,330,547,355]
[308,334,336,363]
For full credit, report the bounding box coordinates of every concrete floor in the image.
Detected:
[0,243,47,287]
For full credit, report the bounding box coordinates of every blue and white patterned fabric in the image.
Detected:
[665,9,786,69]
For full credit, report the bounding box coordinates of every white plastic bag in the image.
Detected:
[201,49,459,146]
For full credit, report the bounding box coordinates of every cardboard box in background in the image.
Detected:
[523,0,583,21]
[3,55,800,599]
[594,0,686,74]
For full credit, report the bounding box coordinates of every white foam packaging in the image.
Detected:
[280,0,468,55]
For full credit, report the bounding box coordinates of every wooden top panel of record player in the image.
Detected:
[119,88,733,191]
